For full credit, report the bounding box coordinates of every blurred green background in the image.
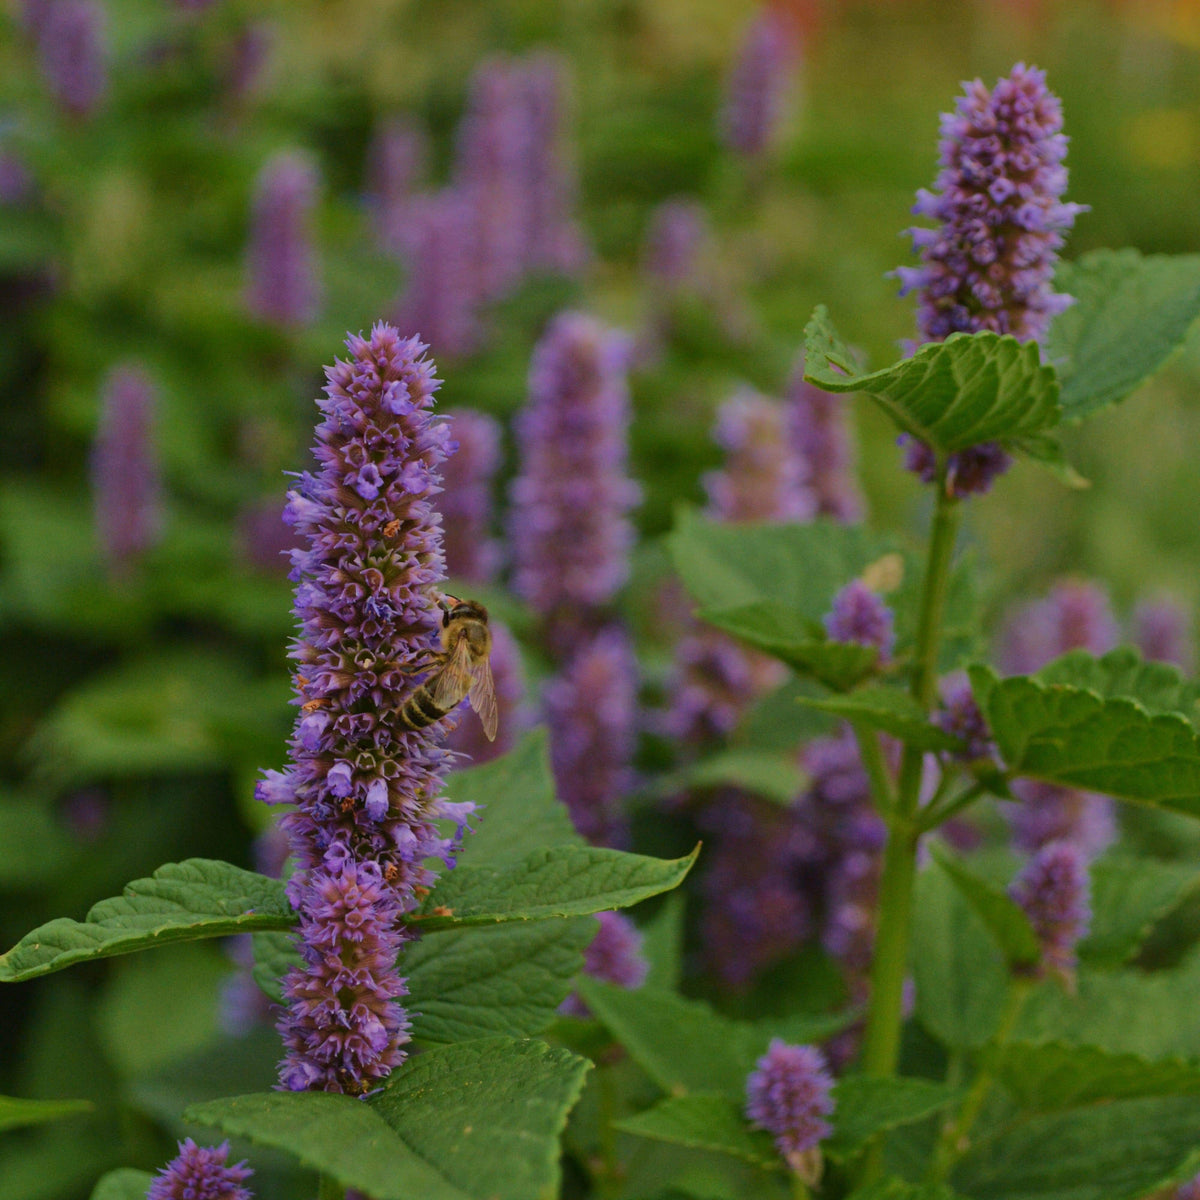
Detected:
[2,0,1200,1195]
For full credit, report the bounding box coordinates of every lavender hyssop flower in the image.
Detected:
[897,63,1085,495]
[745,1039,835,1179]
[719,8,799,159]
[146,1139,253,1200]
[1009,839,1091,984]
[258,324,470,1094]
[824,579,895,664]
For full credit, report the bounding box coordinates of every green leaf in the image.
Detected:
[578,979,854,1101]
[1081,854,1200,967]
[912,862,1010,1049]
[826,1076,963,1163]
[971,664,1200,818]
[0,1095,92,1133]
[847,1178,964,1200]
[698,602,880,691]
[91,1171,156,1200]
[929,844,1040,970]
[800,687,960,753]
[613,1094,781,1169]
[803,306,1060,452]
[992,1042,1200,1111]
[642,891,685,992]
[952,1095,1200,1200]
[1047,248,1200,420]
[251,930,297,1004]
[405,918,596,1043]
[0,860,294,983]
[448,729,581,869]
[187,1038,590,1200]
[662,749,805,806]
[1034,647,1200,719]
[410,844,698,930]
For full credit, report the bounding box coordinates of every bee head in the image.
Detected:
[438,594,488,626]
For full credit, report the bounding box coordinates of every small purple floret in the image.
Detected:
[1009,840,1091,983]
[1133,596,1194,673]
[786,362,863,522]
[901,435,1013,499]
[934,672,995,761]
[745,1040,834,1176]
[146,1139,253,1200]
[823,580,895,663]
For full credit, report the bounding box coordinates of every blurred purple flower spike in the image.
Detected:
[824,579,896,664]
[720,7,800,158]
[245,150,322,329]
[440,408,502,585]
[37,0,108,119]
[92,365,163,577]
[259,324,470,1094]
[786,361,863,521]
[366,117,427,256]
[1009,839,1091,985]
[1133,595,1194,673]
[745,1040,834,1180]
[642,198,709,289]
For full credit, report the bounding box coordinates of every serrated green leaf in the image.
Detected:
[912,862,1010,1049]
[992,1042,1200,1111]
[578,979,854,1102]
[0,1095,92,1133]
[847,1178,964,1200]
[91,1170,156,1200]
[803,307,1060,452]
[405,918,596,1043]
[1010,434,1090,489]
[613,1094,781,1169]
[447,729,581,869]
[1080,854,1200,967]
[663,749,805,806]
[1034,647,1200,719]
[826,1076,963,1163]
[971,662,1200,818]
[409,844,698,930]
[698,602,880,690]
[800,687,960,753]
[370,1038,591,1200]
[186,1039,590,1200]
[929,844,1040,970]
[1047,248,1200,420]
[0,860,294,982]
[952,1095,1200,1200]
[251,930,297,1004]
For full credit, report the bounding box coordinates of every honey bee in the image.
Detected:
[397,596,498,740]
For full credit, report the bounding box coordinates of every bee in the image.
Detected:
[397,596,498,740]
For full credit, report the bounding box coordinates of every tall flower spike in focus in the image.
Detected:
[92,365,163,578]
[245,150,322,329]
[896,64,1085,496]
[745,1040,835,1181]
[258,324,472,1094]
[509,312,639,657]
[146,1139,253,1200]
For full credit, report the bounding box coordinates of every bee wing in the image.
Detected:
[430,638,474,709]
[468,655,499,742]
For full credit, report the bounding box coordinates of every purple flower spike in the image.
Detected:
[395,188,481,361]
[440,408,502,585]
[899,63,1084,345]
[147,1139,253,1200]
[642,198,709,289]
[245,151,321,329]
[261,324,469,1095]
[37,0,107,119]
[545,626,637,848]
[366,117,427,256]
[824,580,895,664]
[703,389,816,522]
[1009,840,1091,984]
[1008,779,1115,862]
[583,911,649,989]
[1133,596,1194,673]
[719,8,799,158]
[786,361,862,522]
[92,365,163,577]
[745,1040,834,1179]
[999,579,1120,675]
[902,435,1013,500]
[934,672,996,762]
[509,312,639,656]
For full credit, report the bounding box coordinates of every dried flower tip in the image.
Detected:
[146,1139,253,1200]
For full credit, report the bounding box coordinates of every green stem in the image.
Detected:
[317,1174,344,1200]
[926,979,1032,1184]
[919,780,987,832]
[858,486,961,1182]
[850,721,896,816]
[595,1064,622,1200]
[791,1174,812,1200]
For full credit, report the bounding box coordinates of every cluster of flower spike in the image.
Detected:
[1009,839,1091,985]
[26,0,108,119]
[897,63,1084,497]
[745,1040,835,1179]
[719,7,799,159]
[147,1139,253,1200]
[257,324,470,1094]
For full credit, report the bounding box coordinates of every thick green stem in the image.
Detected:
[926,979,1032,1184]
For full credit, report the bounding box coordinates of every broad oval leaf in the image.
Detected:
[91,1170,156,1200]
[826,1076,963,1163]
[0,860,294,983]
[613,1093,780,1169]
